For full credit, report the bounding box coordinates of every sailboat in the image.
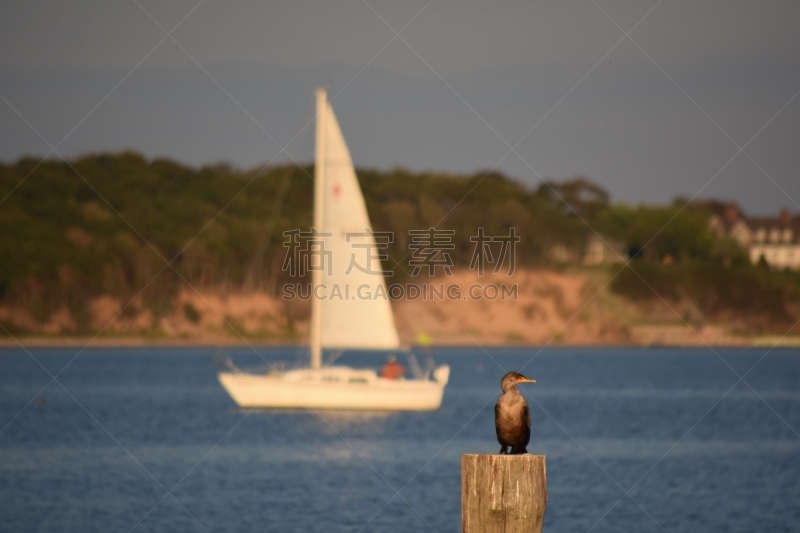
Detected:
[218,89,450,410]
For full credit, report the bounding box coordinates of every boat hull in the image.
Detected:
[218,366,449,411]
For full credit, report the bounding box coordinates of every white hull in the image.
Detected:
[219,365,450,411]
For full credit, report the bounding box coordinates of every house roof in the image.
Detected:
[710,209,800,244]
[744,216,800,231]
[741,214,800,243]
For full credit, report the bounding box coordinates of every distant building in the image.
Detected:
[548,243,579,264]
[583,235,627,266]
[709,206,800,270]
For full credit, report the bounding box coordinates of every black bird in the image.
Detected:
[495,371,536,454]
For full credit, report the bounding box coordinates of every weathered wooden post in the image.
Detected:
[462,454,547,533]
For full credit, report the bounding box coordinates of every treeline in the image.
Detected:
[0,152,797,332]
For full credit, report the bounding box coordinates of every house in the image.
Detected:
[583,235,627,265]
[709,206,800,270]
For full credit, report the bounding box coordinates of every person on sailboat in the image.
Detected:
[381,355,405,379]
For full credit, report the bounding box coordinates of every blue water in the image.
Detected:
[1,346,799,532]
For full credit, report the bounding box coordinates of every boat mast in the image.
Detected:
[310,88,326,370]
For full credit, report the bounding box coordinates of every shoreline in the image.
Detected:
[4,270,800,350]
[1,334,798,349]
[0,336,297,349]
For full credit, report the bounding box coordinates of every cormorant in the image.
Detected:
[495,371,536,454]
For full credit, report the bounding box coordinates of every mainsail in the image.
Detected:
[310,89,400,369]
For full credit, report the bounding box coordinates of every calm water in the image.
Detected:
[1,346,799,532]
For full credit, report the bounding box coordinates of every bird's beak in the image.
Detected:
[518,377,536,383]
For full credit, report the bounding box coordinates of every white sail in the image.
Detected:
[314,89,400,353]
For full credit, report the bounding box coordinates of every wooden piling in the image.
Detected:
[461,454,547,533]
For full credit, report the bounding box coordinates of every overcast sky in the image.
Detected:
[2,1,799,215]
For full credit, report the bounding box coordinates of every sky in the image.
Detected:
[1,0,799,215]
